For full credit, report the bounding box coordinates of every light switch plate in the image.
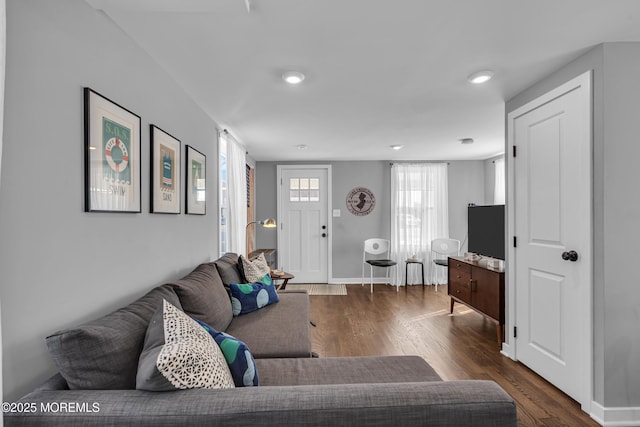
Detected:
[333,209,341,217]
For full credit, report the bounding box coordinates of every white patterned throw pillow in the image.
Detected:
[241,252,271,282]
[136,299,235,391]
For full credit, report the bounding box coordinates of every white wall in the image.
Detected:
[0,0,219,401]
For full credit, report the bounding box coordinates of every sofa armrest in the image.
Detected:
[5,381,516,427]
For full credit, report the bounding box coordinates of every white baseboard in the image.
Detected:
[500,342,515,360]
[590,401,640,426]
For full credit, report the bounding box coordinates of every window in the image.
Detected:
[391,163,449,283]
[219,135,228,254]
[289,178,320,202]
[218,131,247,254]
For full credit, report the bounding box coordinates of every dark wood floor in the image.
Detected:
[308,283,599,427]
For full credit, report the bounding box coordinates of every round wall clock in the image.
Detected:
[346,187,376,216]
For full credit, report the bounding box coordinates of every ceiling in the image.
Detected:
[86,0,640,161]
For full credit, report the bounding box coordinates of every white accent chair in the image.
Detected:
[429,238,461,290]
[362,238,398,293]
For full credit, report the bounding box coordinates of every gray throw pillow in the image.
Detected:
[171,262,233,331]
[46,285,180,390]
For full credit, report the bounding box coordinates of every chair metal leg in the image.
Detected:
[394,265,399,292]
[370,265,374,293]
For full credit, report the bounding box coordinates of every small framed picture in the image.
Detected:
[84,88,141,213]
[150,125,181,214]
[186,145,206,215]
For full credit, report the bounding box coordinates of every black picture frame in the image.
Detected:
[84,88,141,213]
[150,125,181,214]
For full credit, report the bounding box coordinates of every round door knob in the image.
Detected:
[561,250,579,262]
[322,233,327,238]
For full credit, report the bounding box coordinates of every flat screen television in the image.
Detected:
[467,205,505,260]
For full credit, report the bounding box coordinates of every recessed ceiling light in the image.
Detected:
[283,71,305,84]
[459,138,474,144]
[390,145,404,150]
[467,70,494,84]
[296,144,308,150]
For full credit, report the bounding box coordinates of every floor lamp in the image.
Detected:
[246,218,277,257]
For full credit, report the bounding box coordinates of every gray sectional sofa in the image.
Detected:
[5,253,517,426]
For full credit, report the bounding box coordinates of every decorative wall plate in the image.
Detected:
[346,187,376,216]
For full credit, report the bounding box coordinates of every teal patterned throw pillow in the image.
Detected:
[193,318,259,387]
[229,274,279,316]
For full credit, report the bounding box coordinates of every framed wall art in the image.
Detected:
[185,145,206,215]
[84,88,141,212]
[150,125,181,214]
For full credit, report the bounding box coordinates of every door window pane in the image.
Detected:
[289,177,320,202]
[310,178,320,201]
[289,178,299,202]
[300,178,309,201]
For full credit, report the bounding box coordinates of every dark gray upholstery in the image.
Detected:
[171,262,233,331]
[256,355,441,386]
[213,253,245,285]
[6,381,517,426]
[15,254,517,426]
[225,291,312,358]
[45,285,180,390]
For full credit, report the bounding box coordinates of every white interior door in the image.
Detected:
[277,166,330,283]
[509,71,592,408]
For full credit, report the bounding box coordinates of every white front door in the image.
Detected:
[277,165,330,283]
[509,71,592,408]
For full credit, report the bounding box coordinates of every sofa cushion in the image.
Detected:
[225,291,311,358]
[229,275,279,316]
[240,253,270,282]
[46,284,180,390]
[194,318,259,387]
[136,299,234,391]
[255,356,441,386]
[171,262,233,331]
[214,252,245,285]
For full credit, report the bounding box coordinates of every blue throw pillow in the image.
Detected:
[229,274,279,316]
[193,318,259,387]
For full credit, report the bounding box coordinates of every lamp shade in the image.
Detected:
[262,218,277,228]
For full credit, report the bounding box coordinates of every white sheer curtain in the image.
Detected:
[391,163,449,285]
[494,157,505,204]
[224,133,247,255]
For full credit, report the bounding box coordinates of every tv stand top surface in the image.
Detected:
[449,255,505,273]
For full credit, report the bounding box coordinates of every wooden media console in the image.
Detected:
[447,256,505,346]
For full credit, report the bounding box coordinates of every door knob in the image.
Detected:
[561,250,579,262]
[322,225,327,230]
